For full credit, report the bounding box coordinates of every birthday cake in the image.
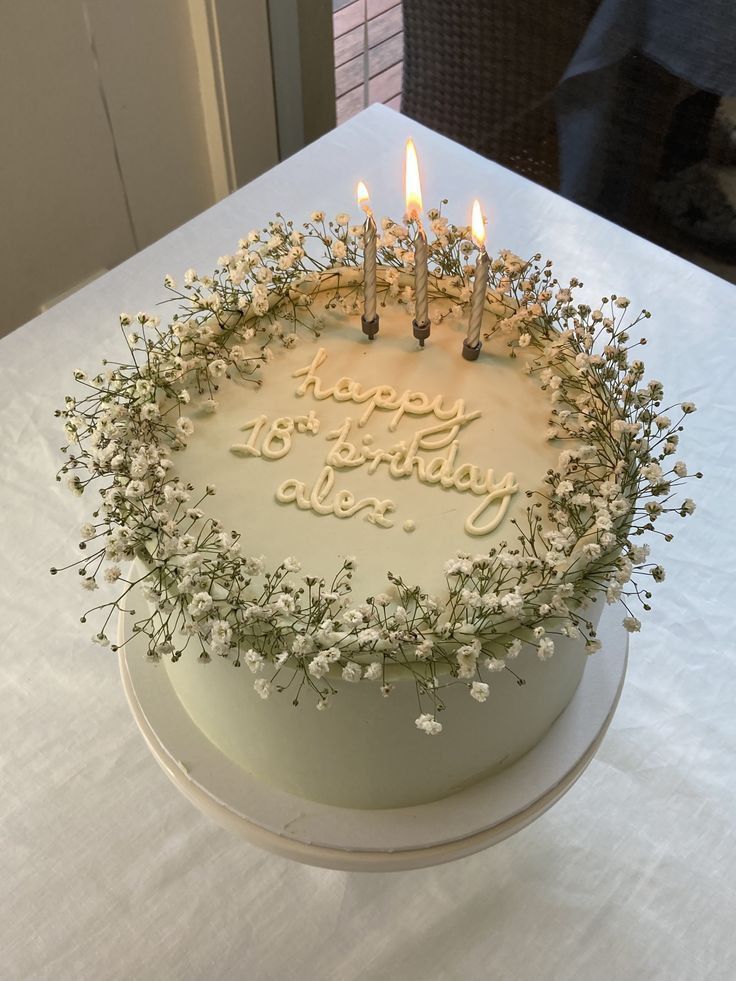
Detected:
[56,203,698,811]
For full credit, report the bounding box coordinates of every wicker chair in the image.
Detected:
[400,0,601,190]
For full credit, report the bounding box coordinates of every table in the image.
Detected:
[2,105,734,981]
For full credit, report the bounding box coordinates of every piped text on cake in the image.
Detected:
[229,348,518,536]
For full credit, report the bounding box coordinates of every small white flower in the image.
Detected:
[244,648,265,673]
[415,713,443,735]
[254,678,272,699]
[681,498,696,515]
[80,522,96,540]
[629,544,650,564]
[537,637,555,660]
[308,653,331,679]
[282,556,301,573]
[275,594,296,615]
[341,662,362,683]
[103,565,122,584]
[506,639,522,658]
[641,462,663,482]
[470,681,489,702]
[363,662,381,681]
[176,417,194,438]
[456,640,480,678]
[681,401,696,414]
[187,592,213,617]
[245,555,265,576]
[623,616,641,633]
[208,359,227,379]
[673,461,687,477]
[415,638,433,660]
[342,608,364,626]
[209,619,232,653]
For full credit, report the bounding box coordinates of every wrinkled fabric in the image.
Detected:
[1,105,734,981]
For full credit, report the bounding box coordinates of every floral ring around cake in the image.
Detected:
[54,207,699,808]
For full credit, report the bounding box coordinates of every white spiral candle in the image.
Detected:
[414,223,429,326]
[363,212,377,323]
[466,247,490,347]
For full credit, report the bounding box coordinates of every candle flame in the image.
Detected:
[357,181,371,213]
[405,139,423,219]
[471,199,486,248]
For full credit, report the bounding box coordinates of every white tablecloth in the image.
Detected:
[2,106,734,981]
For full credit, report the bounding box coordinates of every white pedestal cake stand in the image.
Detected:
[118,588,627,873]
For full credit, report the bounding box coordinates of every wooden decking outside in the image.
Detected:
[333,0,403,125]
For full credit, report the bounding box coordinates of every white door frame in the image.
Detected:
[189,0,336,195]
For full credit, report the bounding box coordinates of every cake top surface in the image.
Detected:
[173,290,563,604]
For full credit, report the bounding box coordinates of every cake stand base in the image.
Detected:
[118,589,627,872]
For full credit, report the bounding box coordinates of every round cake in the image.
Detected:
[56,212,697,812]
[159,281,599,807]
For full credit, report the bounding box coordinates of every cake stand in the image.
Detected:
[118,587,627,872]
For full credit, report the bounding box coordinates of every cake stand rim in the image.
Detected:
[118,591,628,872]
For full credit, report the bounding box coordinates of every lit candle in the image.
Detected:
[357,181,379,339]
[405,138,430,345]
[462,199,490,361]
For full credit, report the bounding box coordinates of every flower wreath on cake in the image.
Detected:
[54,202,699,738]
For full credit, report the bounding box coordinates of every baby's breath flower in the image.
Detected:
[470,682,490,702]
[363,662,381,681]
[244,649,264,673]
[341,662,362,683]
[537,637,555,660]
[254,678,272,699]
[415,713,442,735]
[188,592,213,617]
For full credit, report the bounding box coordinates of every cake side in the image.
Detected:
[160,604,594,809]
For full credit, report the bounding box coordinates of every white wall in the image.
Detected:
[0,0,279,337]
